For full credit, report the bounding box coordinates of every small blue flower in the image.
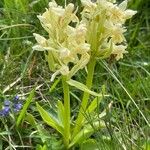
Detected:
[0,106,10,117]
[3,106,10,113]
[13,103,22,112]
[14,95,19,101]
[4,100,10,106]
[0,110,4,117]
[0,95,23,117]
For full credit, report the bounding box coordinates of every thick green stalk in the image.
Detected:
[72,57,96,137]
[62,76,70,148]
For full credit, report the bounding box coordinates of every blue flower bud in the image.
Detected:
[14,95,19,101]
[0,110,4,117]
[13,103,22,112]
[0,106,10,117]
[4,100,10,106]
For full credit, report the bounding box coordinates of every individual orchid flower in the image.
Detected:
[97,39,113,58]
[104,21,127,44]
[112,44,128,60]
[32,33,48,51]
[106,0,137,24]
[37,1,78,42]
[81,0,97,14]
[50,65,69,82]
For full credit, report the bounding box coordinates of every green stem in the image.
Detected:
[72,57,96,137]
[62,76,70,148]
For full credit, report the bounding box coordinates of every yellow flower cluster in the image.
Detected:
[33,0,136,80]
[81,0,137,60]
[33,1,90,81]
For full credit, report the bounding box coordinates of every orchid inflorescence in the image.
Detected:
[33,0,136,81]
[33,0,137,148]
[0,96,22,117]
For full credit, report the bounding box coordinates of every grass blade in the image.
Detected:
[16,89,35,127]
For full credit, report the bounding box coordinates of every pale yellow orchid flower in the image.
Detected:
[33,0,137,81]
[33,0,90,81]
[112,44,128,60]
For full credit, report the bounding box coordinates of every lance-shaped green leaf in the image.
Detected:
[25,113,36,128]
[80,139,99,150]
[36,103,64,136]
[86,85,105,114]
[86,97,102,114]
[69,121,105,148]
[36,144,47,150]
[25,113,52,143]
[49,77,61,93]
[67,79,102,97]
[57,100,65,127]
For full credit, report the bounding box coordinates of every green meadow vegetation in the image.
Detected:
[0,0,150,149]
